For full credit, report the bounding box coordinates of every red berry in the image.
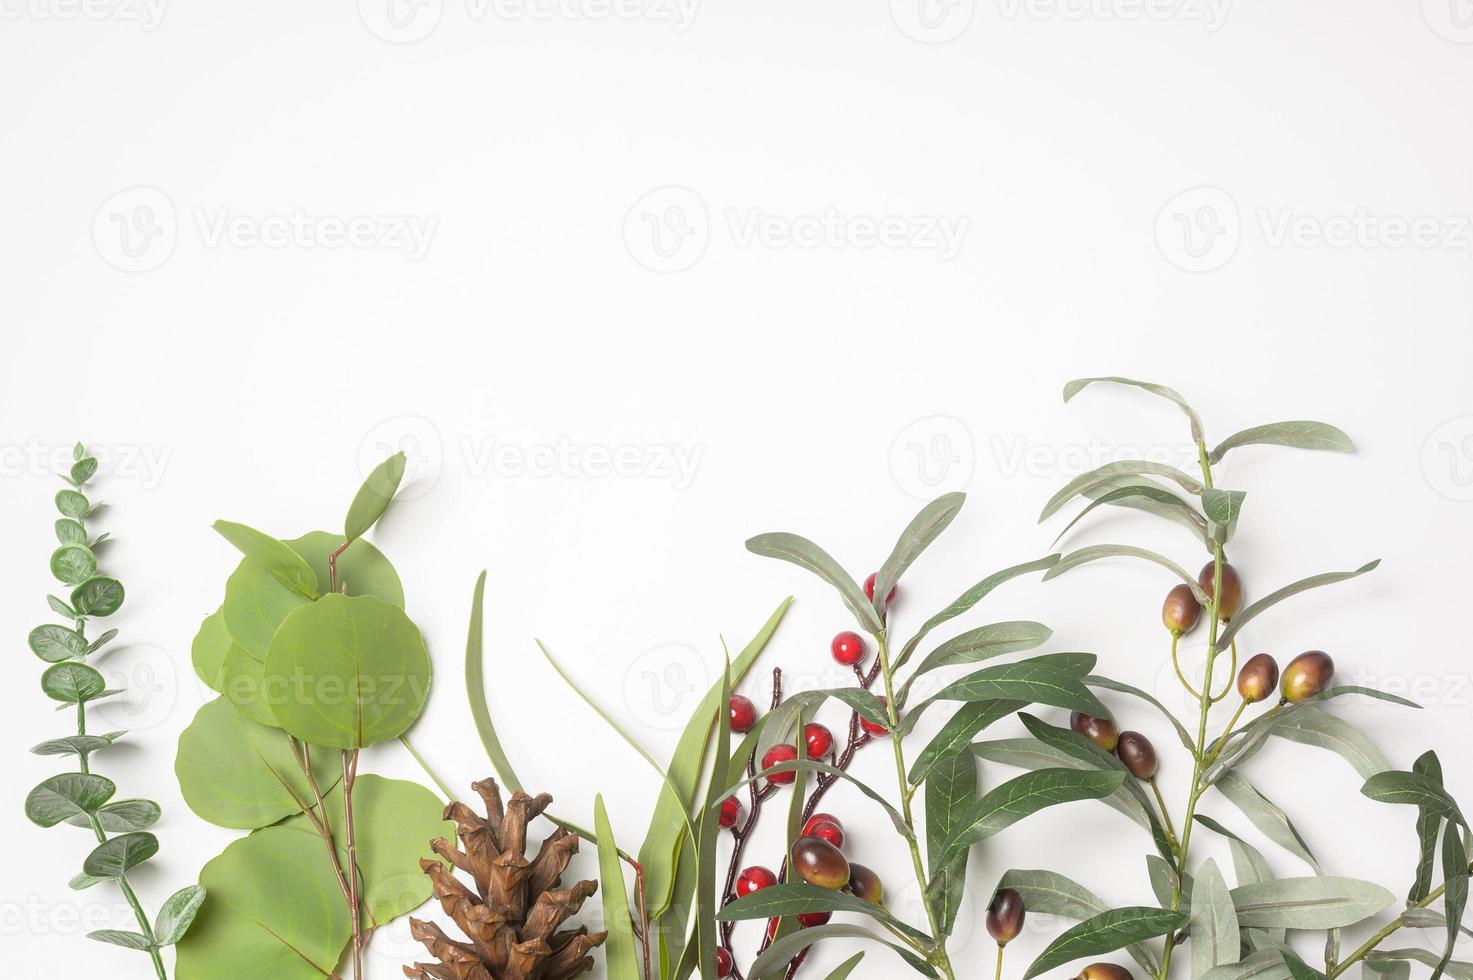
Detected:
[806,819,844,848]
[762,744,799,784]
[860,697,890,737]
[765,918,780,943]
[863,572,897,605]
[803,722,835,760]
[798,912,831,928]
[803,813,844,836]
[714,947,733,977]
[728,695,758,734]
[831,631,866,666]
[718,797,741,829]
[737,866,777,897]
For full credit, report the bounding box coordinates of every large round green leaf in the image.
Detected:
[50,544,97,585]
[218,644,279,727]
[175,827,351,980]
[175,698,339,829]
[190,609,231,691]
[71,576,124,617]
[290,531,404,607]
[29,624,88,663]
[264,594,430,749]
[83,831,159,877]
[41,661,107,703]
[25,773,116,827]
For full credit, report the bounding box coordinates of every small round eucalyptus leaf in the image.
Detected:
[55,518,87,544]
[83,831,159,878]
[71,576,125,617]
[50,544,98,586]
[41,661,107,703]
[25,773,117,827]
[29,624,88,662]
[70,457,99,485]
[55,489,90,519]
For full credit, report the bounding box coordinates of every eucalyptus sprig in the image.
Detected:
[25,443,205,978]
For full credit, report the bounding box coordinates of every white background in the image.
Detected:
[3,1,1472,977]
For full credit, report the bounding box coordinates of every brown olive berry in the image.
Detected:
[1116,731,1158,780]
[1070,711,1120,752]
[1197,562,1244,620]
[1237,653,1280,704]
[1281,650,1335,703]
[986,887,1025,945]
[847,863,884,905]
[790,835,850,891]
[1076,964,1134,980]
[1161,583,1202,636]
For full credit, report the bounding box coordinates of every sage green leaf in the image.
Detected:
[1086,675,1195,751]
[1147,855,1190,912]
[716,882,931,944]
[1056,483,1206,545]
[1281,949,1329,980]
[971,738,1148,830]
[212,520,318,599]
[263,593,431,748]
[344,451,406,542]
[1410,752,1444,903]
[71,576,124,617]
[936,768,1126,870]
[1209,421,1355,463]
[25,773,116,826]
[926,748,977,936]
[1191,859,1241,979]
[1215,770,1321,871]
[912,621,1054,675]
[817,687,891,728]
[1367,950,1473,980]
[737,758,913,839]
[56,488,90,518]
[86,628,118,655]
[155,884,207,946]
[31,734,115,757]
[29,623,88,662]
[871,491,965,616]
[745,531,882,634]
[998,868,1159,974]
[70,872,107,890]
[1362,770,1466,825]
[74,799,162,833]
[1194,814,1278,897]
[1217,561,1380,651]
[48,594,77,618]
[56,518,87,544]
[910,700,1024,785]
[70,454,98,483]
[1203,948,1294,980]
[1024,906,1188,979]
[222,566,312,663]
[41,661,106,703]
[88,929,152,950]
[174,826,352,980]
[895,555,1060,669]
[1229,877,1394,929]
[1263,706,1389,779]
[175,697,339,829]
[825,953,867,979]
[1364,960,1411,980]
[50,543,98,585]
[1045,545,1209,602]
[1435,822,1469,980]
[749,924,935,978]
[1303,686,1420,709]
[933,655,1106,716]
[1041,461,1205,522]
[1402,908,1473,940]
[1203,489,1247,542]
[1063,376,1205,441]
[593,795,641,980]
[83,831,158,877]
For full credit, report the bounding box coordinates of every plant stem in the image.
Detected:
[1149,779,1180,853]
[343,749,363,980]
[398,734,456,800]
[994,944,1006,980]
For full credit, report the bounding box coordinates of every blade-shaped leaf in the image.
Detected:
[746,532,883,634]
[871,491,965,617]
[1362,770,1466,825]
[1062,376,1205,442]
[1055,483,1206,545]
[1191,859,1241,979]
[926,748,976,936]
[1435,822,1469,980]
[1041,461,1205,522]
[717,883,931,946]
[1217,561,1380,651]
[1203,948,1294,980]
[933,656,1106,716]
[1023,906,1188,979]
[998,869,1159,974]
[1045,545,1209,602]
[1086,675,1195,751]
[1229,877,1394,929]
[593,796,641,980]
[1281,949,1330,980]
[212,521,318,599]
[749,924,934,979]
[344,452,407,542]
[1210,421,1355,464]
[895,555,1060,669]
[88,930,152,950]
[1263,706,1389,779]
[1410,752,1445,903]
[910,700,1024,786]
[911,621,1054,675]
[972,738,1150,831]
[825,953,867,979]
[734,759,913,840]
[1215,771,1321,872]
[1367,951,1473,980]
[465,571,522,793]
[936,768,1126,870]
[696,660,733,980]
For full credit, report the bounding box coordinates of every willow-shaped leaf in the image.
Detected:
[1434,823,1469,980]
[1146,854,1190,911]
[746,532,882,634]
[1209,421,1355,464]
[1362,770,1466,825]
[972,738,1149,831]
[1215,771,1320,871]
[1263,707,1389,779]
[1041,461,1205,521]
[910,700,1024,786]
[1203,488,1247,542]
[911,621,1053,676]
[825,953,867,979]
[88,929,151,950]
[211,521,318,599]
[344,451,406,542]
[933,655,1105,716]
[593,796,641,980]
[1063,376,1205,442]
[1055,483,1205,545]
[1202,948,1294,980]
[464,572,522,793]
[749,924,934,979]
[871,491,965,617]
[1364,960,1412,980]
[1367,951,1473,980]
[696,660,732,980]
[1191,859,1241,979]
[1086,675,1194,751]
[1410,752,1445,903]
[1023,906,1188,979]
[1229,877,1393,929]
[998,869,1159,974]
[1045,545,1209,602]
[1216,561,1380,651]
[731,758,913,839]
[926,749,977,936]
[895,555,1060,669]
[935,768,1126,870]
[1281,949,1330,980]
[717,882,932,945]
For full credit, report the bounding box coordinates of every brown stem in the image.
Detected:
[627,859,651,980]
[343,749,363,979]
[327,540,352,594]
[288,737,354,903]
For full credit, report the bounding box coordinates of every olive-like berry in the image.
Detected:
[803,813,844,836]
[728,695,758,734]
[806,819,844,849]
[714,947,733,977]
[1197,562,1244,620]
[1161,583,1202,636]
[831,631,867,666]
[848,863,883,905]
[718,797,741,828]
[790,835,850,890]
[1281,651,1335,703]
[1070,711,1120,752]
[736,866,777,897]
[804,722,835,760]
[1237,653,1280,704]
[1116,731,1158,780]
[863,572,897,605]
[860,697,890,737]
[1076,964,1133,980]
[762,744,799,785]
[986,887,1025,945]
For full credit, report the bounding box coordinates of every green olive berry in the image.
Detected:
[1076,964,1134,980]
[1281,650,1334,703]
[1237,653,1280,704]
[986,887,1025,945]
[1197,562,1243,620]
[1116,731,1158,780]
[1161,583,1202,636]
[790,835,850,890]
[847,863,883,905]
[1070,711,1120,752]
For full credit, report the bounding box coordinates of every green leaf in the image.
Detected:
[1217,561,1380,651]
[41,661,107,703]
[737,758,914,840]
[83,831,159,877]
[926,748,976,936]
[86,628,118,655]
[696,659,734,980]
[464,571,522,794]
[825,953,867,979]
[1435,822,1469,980]
[1041,461,1205,522]
[71,576,125,617]
[70,455,99,484]
[70,872,107,891]
[47,593,78,618]
[1055,483,1206,545]
[593,795,641,980]
[215,642,280,728]
[1229,877,1394,929]
[1281,949,1330,980]
[1364,960,1412,980]
[212,521,319,599]
[911,621,1054,675]
[935,768,1126,870]
[910,700,1024,785]
[1367,951,1473,980]
[344,452,407,542]
[932,655,1106,716]
[1024,906,1188,979]
[174,826,351,980]
[746,531,883,634]
[50,543,98,585]
[1063,376,1206,441]
[1362,770,1466,825]
[74,799,163,833]
[749,924,935,978]
[56,518,88,544]
[1304,686,1421,709]
[25,773,116,826]
[1191,859,1241,979]
[31,734,116,757]
[972,738,1151,831]
[1210,421,1355,463]
[717,882,930,944]
[88,929,153,950]
[1202,949,1294,980]
[1045,545,1209,602]
[29,623,88,662]
[871,491,966,616]
[1262,706,1389,779]
[190,609,232,692]
[56,488,90,519]
[1147,854,1190,911]
[895,555,1060,669]
[1203,489,1247,542]
[263,593,431,748]
[997,869,1159,975]
[1215,771,1321,871]
[175,697,340,829]
[1410,752,1444,903]
[1085,675,1195,751]
[155,884,207,946]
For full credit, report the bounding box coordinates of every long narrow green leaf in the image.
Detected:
[1054,483,1205,546]
[1045,544,1209,602]
[895,555,1060,669]
[343,451,407,542]
[926,748,976,935]
[211,520,318,598]
[1209,421,1355,464]
[1217,561,1380,651]
[1086,675,1195,751]
[1191,859,1241,979]
[1228,877,1394,929]
[728,759,914,839]
[696,659,733,980]
[910,700,1024,786]
[972,738,1149,830]
[1434,823,1469,980]
[746,532,882,634]
[1215,771,1321,872]
[1063,376,1205,442]
[933,656,1106,716]
[465,572,521,792]
[825,953,867,979]
[910,621,1054,676]
[997,869,1159,974]
[872,491,966,617]
[1367,950,1473,980]
[749,924,933,978]
[1041,461,1205,521]
[936,768,1125,870]
[1410,752,1445,903]
[1362,770,1466,825]
[593,796,641,980]
[1263,706,1389,779]
[1023,906,1188,979]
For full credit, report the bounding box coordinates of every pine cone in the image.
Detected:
[404,779,607,980]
